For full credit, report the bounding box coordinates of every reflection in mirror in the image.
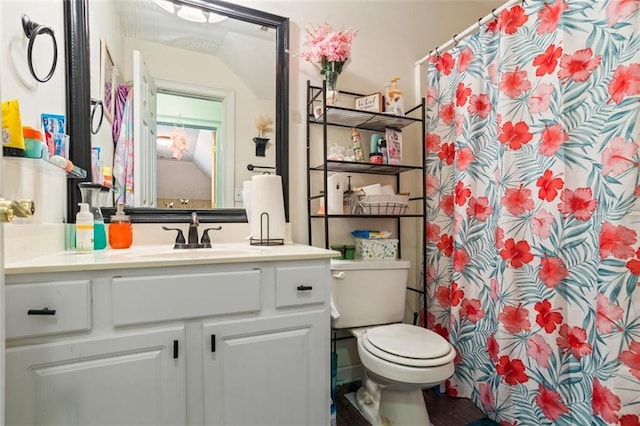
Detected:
[64,0,289,223]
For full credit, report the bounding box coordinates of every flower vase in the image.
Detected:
[324,70,339,106]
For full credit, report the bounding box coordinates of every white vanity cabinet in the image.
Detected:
[5,256,331,426]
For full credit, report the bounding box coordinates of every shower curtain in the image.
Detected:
[425,0,640,424]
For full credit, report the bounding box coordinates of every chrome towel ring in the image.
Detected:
[21,14,58,83]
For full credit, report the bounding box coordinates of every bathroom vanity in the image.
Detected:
[4,244,333,425]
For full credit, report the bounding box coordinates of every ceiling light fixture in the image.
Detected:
[176,5,206,23]
[208,12,228,24]
[151,0,174,14]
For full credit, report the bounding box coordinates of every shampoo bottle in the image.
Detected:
[76,203,94,252]
[350,128,365,162]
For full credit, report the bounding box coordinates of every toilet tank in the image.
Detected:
[331,259,410,329]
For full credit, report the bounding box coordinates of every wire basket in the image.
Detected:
[357,194,409,215]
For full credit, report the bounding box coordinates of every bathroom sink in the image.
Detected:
[124,248,257,261]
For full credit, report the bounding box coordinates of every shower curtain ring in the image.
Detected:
[491,8,498,18]
[435,47,439,56]
[453,34,459,47]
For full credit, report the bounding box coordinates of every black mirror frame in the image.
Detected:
[64,0,289,223]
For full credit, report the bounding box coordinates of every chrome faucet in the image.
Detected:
[162,211,222,249]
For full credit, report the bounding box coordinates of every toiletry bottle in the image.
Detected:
[385,77,405,116]
[1,100,26,157]
[379,139,388,164]
[369,134,382,156]
[76,203,94,252]
[350,128,365,162]
[109,203,133,249]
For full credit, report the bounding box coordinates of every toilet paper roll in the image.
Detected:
[250,174,286,240]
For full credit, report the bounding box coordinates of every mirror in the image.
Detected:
[64,0,289,223]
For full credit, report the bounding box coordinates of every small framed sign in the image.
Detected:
[355,92,382,113]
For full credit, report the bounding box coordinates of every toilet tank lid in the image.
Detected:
[330,259,410,271]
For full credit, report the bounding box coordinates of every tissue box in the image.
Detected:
[355,238,398,260]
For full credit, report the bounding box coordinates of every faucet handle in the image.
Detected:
[200,226,222,247]
[162,226,186,248]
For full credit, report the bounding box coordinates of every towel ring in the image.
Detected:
[21,14,58,83]
[90,98,104,135]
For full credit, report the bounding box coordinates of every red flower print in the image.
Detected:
[599,221,637,259]
[426,222,441,243]
[467,196,493,222]
[627,258,640,275]
[496,355,529,385]
[536,169,564,202]
[487,335,500,362]
[454,181,471,206]
[499,5,528,35]
[456,83,472,107]
[532,209,554,239]
[535,299,564,333]
[453,248,471,272]
[460,298,485,323]
[537,0,568,34]
[499,303,531,333]
[558,188,597,221]
[440,194,454,216]
[438,142,455,165]
[596,293,623,334]
[426,86,437,107]
[620,415,640,426]
[499,121,533,150]
[539,257,569,288]
[592,378,621,424]
[490,278,500,300]
[468,94,491,119]
[433,323,449,340]
[556,324,592,359]
[533,44,563,77]
[495,226,505,249]
[558,48,602,83]
[608,63,640,104]
[606,0,639,26]
[535,384,569,421]
[426,133,441,153]
[456,147,474,171]
[435,285,450,307]
[450,281,463,306]
[426,174,439,196]
[431,52,455,76]
[438,102,455,125]
[539,124,568,156]
[479,382,495,411]
[501,184,534,215]
[528,83,554,114]
[437,234,454,256]
[500,238,534,268]
[602,137,639,176]
[454,113,465,136]
[619,340,640,380]
[527,335,552,368]
[500,421,518,426]
[500,68,532,98]
[457,48,475,73]
[445,379,458,397]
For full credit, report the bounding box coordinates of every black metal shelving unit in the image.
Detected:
[305,80,427,325]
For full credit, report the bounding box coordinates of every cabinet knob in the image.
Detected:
[27,307,56,315]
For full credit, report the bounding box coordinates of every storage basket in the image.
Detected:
[357,194,409,215]
[355,238,398,260]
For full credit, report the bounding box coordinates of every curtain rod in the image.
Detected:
[415,0,521,66]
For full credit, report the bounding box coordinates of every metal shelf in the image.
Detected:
[310,214,424,219]
[310,160,422,175]
[308,106,421,131]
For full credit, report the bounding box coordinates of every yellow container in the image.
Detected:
[1,100,26,156]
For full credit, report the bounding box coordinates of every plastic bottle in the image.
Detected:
[350,128,365,162]
[76,203,94,252]
[385,77,405,116]
[379,139,388,164]
[109,203,133,249]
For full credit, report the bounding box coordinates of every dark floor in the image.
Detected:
[335,382,487,426]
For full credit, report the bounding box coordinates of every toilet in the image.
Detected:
[331,259,456,426]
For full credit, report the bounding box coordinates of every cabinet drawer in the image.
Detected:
[6,280,91,339]
[112,270,261,326]
[275,265,326,308]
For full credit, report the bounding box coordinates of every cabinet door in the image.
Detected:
[202,311,329,426]
[6,326,186,425]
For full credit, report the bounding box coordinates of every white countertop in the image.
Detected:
[5,243,337,275]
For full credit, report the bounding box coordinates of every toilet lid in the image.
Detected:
[364,324,452,363]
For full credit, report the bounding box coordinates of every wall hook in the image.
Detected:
[21,14,58,83]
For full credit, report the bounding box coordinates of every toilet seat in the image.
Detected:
[361,324,455,368]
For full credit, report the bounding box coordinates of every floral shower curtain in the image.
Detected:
[425,0,640,424]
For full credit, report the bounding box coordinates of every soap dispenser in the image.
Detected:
[385,77,404,116]
[76,203,94,252]
[108,203,132,249]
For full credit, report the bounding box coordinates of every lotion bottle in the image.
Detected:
[76,203,94,252]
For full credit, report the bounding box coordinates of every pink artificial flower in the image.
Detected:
[301,23,356,74]
[602,137,639,176]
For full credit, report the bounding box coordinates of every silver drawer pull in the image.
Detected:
[27,307,56,316]
[297,285,313,291]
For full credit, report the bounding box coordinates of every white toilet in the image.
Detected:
[331,259,456,426]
